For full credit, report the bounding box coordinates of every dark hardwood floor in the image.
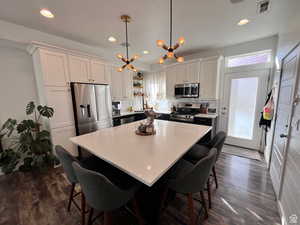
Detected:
[0,153,281,225]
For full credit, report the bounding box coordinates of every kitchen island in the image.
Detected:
[70,119,211,186]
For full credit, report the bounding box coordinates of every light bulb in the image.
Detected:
[116,53,123,59]
[133,54,139,60]
[167,51,174,58]
[156,40,165,47]
[178,37,185,45]
[159,58,164,64]
[177,56,184,63]
[40,9,55,18]
[117,67,123,72]
[133,68,138,72]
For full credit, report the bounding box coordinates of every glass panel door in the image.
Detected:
[219,70,269,150]
[228,77,259,140]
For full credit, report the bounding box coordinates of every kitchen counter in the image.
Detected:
[155,111,218,119]
[112,111,144,118]
[70,120,211,187]
[194,113,218,119]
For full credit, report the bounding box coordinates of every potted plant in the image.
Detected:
[0,101,58,174]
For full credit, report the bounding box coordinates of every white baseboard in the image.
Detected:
[278,200,287,225]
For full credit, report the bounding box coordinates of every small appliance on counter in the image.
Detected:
[112,101,121,116]
[207,108,217,114]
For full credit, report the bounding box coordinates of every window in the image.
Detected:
[226,50,272,68]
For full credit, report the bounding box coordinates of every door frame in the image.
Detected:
[219,68,270,150]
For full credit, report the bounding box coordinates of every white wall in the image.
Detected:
[0,40,38,124]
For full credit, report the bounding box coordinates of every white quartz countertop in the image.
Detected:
[70,120,211,187]
[194,113,218,119]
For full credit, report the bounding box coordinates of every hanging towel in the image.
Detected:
[259,90,274,130]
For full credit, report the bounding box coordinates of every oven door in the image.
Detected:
[184,84,192,97]
[190,83,199,97]
[175,84,184,98]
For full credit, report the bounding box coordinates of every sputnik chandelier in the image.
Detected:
[116,15,139,72]
[157,0,185,64]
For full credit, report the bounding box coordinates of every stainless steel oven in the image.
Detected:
[175,83,199,98]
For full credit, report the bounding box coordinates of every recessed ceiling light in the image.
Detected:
[40,9,54,18]
[143,50,149,54]
[238,19,250,26]
[108,36,117,42]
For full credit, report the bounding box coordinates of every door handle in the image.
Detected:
[87,104,91,118]
[80,105,85,117]
[280,134,288,138]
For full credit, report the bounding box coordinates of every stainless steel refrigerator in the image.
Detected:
[71,82,113,156]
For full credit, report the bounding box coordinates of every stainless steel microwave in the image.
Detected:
[175,83,200,98]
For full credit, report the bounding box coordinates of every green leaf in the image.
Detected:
[36,130,50,140]
[37,106,54,118]
[1,119,17,137]
[17,120,36,133]
[26,101,35,115]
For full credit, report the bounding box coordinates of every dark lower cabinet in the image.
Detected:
[156,113,170,121]
[113,113,147,127]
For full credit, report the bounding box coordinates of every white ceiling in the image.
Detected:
[0,0,299,65]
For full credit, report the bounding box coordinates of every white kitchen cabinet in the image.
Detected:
[122,70,133,99]
[166,66,177,99]
[51,126,78,156]
[186,61,200,83]
[45,86,75,129]
[110,67,124,100]
[110,68,133,100]
[199,57,221,99]
[104,65,112,86]
[38,49,70,87]
[90,59,106,84]
[68,55,90,83]
[174,64,187,84]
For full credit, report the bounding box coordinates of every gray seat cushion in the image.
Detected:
[81,156,139,190]
[167,159,194,180]
[184,144,210,163]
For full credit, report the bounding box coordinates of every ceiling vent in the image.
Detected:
[257,0,271,14]
[230,0,244,3]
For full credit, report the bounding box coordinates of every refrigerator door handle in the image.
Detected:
[80,105,86,117]
[87,104,91,118]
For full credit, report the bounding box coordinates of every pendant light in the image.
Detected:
[156,0,185,64]
[116,15,139,72]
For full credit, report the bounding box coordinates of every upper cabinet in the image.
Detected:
[199,57,221,99]
[166,66,177,99]
[174,64,187,84]
[38,49,70,87]
[110,67,124,100]
[186,61,200,83]
[162,57,221,100]
[90,59,106,84]
[122,70,133,99]
[69,56,108,84]
[110,68,133,100]
[68,55,90,83]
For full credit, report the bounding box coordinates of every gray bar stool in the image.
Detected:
[184,132,227,208]
[161,149,217,225]
[55,145,88,225]
[72,161,144,225]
